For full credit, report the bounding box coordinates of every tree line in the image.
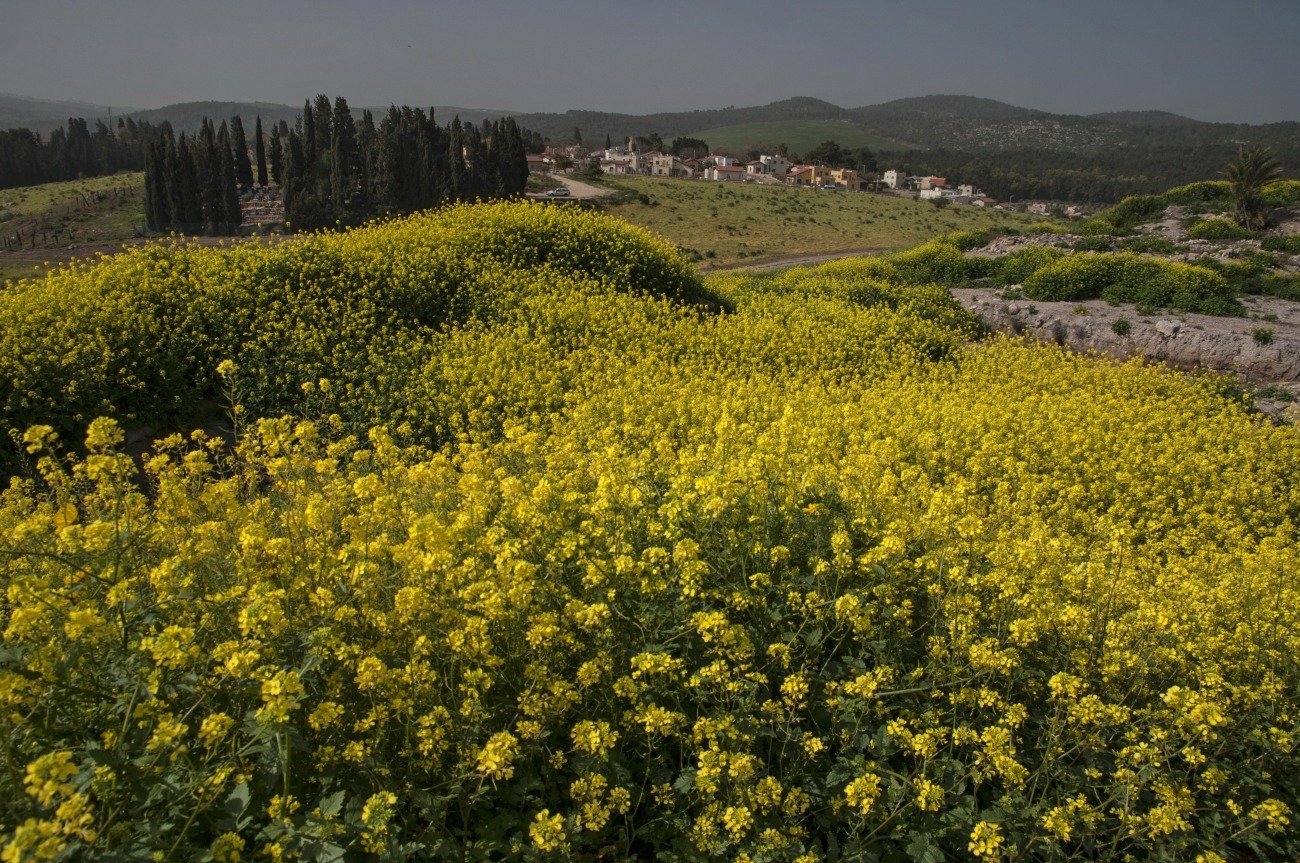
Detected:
[894,141,1300,204]
[141,95,536,234]
[0,117,167,190]
[143,115,279,234]
[280,95,532,230]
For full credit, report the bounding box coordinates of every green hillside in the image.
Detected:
[686,119,909,156]
[599,175,1031,268]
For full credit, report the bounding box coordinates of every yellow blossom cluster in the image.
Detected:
[0,203,1297,860]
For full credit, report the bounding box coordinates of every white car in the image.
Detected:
[546,187,572,197]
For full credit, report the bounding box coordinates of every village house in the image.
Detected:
[918,176,946,190]
[881,169,907,189]
[650,153,695,178]
[703,164,748,182]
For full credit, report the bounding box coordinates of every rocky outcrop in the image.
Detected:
[952,287,1300,421]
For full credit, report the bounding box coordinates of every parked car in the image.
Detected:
[819,183,839,190]
[546,187,572,197]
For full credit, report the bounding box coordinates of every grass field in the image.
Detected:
[598,176,1034,268]
[684,119,911,156]
[0,172,144,283]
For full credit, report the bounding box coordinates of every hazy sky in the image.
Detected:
[2,0,1297,123]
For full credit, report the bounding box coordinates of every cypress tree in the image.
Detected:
[302,100,317,166]
[283,130,302,220]
[143,143,159,231]
[177,134,202,228]
[199,118,222,231]
[269,125,283,186]
[605,132,611,150]
[447,116,466,202]
[217,121,241,232]
[231,115,253,189]
[163,129,182,227]
[254,116,267,187]
[356,109,376,212]
[312,94,332,156]
[329,131,346,221]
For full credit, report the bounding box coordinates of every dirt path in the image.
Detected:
[544,174,613,199]
[712,248,889,272]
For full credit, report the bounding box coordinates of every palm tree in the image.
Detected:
[1225,145,1283,230]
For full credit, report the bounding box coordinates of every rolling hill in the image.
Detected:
[0,93,137,133]
[6,92,1296,165]
[682,118,910,155]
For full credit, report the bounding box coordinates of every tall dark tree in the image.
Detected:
[573,126,582,144]
[143,142,161,231]
[605,133,612,150]
[198,119,223,230]
[269,125,283,186]
[312,94,333,156]
[447,116,467,202]
[217,121,241,230]
[230,115,254,189]
[301,99,317,166]
[176,134,203,227]
[254,116,268,187]
[162,130,183,226]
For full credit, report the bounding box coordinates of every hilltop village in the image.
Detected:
[528,136,1076,213]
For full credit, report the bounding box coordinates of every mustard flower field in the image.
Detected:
[1,203,1297,861]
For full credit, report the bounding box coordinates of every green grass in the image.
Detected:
[683,119,911,156]
[1,172,145,284]
[597,176,1035,269]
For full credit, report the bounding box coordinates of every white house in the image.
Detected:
[760,154,792,177]
[882,169,907,189]
[704,165,747,182]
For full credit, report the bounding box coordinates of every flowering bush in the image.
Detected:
[1,204,1298,861]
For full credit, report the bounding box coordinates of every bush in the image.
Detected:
[1260,235,1300,255]
[1164,180,1232,207]
[1023,252,1239,315]
[1253,327,1275,345]
[0,202,706,465]
[1187,217,1254,241]
[1093,195,1168,233]
[1112,317,1131,335]
[1073,236,1114,253]
[1261,179,1300,207]
[1122,236,1178,254]
[994,246,1066,285]
[885,239,984,285]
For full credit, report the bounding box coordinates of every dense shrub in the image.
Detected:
[884,239,989,285]
[994,246,1066,285]
[1122,236,1178,254]
[1163,180,1232,207]
[1261,179,1300,207]
[1187,217,1254,241]
[1072,235,1114,252]
[1261,234,1300,255]
[0,202,705,459]
[1093,195,1168,234]
[1023,252,1239,315]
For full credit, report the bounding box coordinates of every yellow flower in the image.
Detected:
[529,809,567,852]
[476,731,519,781]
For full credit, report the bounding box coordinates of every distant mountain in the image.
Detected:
[1089,110,1202,127]
[6,92,1296,159]
[0,93,137,134]
[121,101,505,134]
